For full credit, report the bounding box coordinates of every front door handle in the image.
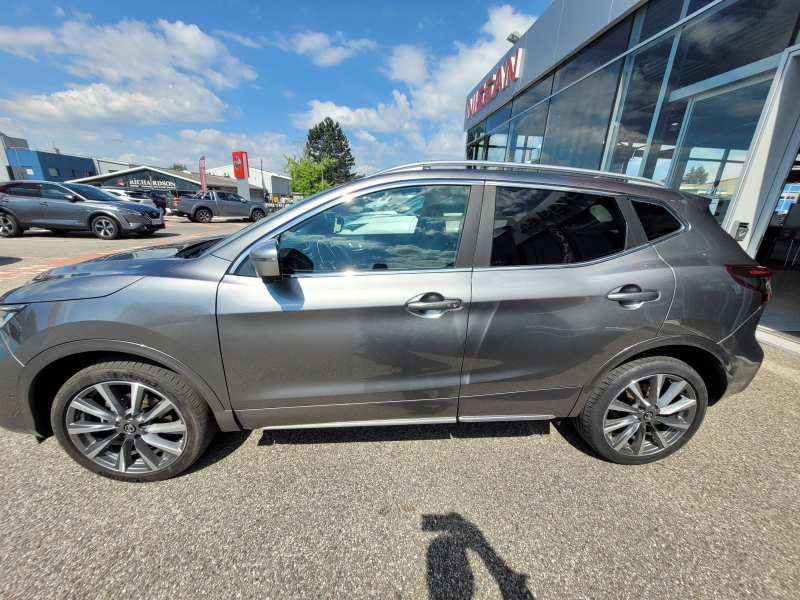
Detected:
[40,201,49,206]
[607,285,660,303]
[406,292,462,316]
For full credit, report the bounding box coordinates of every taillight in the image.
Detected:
[172,199,179,206]
[726,265,773,306]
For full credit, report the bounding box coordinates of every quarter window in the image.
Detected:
[491,187,627,266]
[278,185,470,273]
[631,200,682,241]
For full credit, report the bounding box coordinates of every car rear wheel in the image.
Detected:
[0,213,22,237]
[91,216,121,239]
[575,357,707,464]
[194,209,213,223]
[51,361,218,482]
[251,209,265,222]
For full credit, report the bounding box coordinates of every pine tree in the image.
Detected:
[304,117,359,186]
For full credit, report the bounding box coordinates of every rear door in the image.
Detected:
[459,184,675,421]
[40,183,87,228]
[3,183,45,226]
[216,181,483,429]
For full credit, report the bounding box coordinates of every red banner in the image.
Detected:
[199,156,207,191]
[232,151,249,179]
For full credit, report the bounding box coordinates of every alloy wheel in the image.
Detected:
[65,381,187,474]
[602,374,697,457]
[252,210,265,221]
[93,218,116,238]
[0,215,13,235]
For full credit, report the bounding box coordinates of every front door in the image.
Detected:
[40,183,87,228]
[459,184,675,420]
[5,182,45,226]
[222,192,252,217]
[217,182,482,428]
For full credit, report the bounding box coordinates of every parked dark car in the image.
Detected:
[0,181,165,239]
[0,161,771,481]
[171,190,267,223]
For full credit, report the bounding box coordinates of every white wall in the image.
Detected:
[206,165,290,193]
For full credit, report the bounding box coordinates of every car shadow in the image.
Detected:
[0,257,22,267]
[258,420,549,446]
[551,418,599,459]
[181,429,252,475]
[423,512,536,599]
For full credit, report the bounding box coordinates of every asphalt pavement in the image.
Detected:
[0,217,798,599]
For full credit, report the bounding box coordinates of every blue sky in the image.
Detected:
[0,1,552,174]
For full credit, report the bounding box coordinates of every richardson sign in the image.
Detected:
[466,48,524,120]
[127,177,175,189]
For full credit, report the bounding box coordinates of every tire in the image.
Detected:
[51,361,218,482]
[91,215,121,240]
[0,213,22,237]
[574,356,707,465]
[135,230,157,236]
[250,209,265,222]
[194,208,213,223]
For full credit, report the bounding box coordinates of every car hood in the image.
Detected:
[0,236,225,304]
[86,199,153,212]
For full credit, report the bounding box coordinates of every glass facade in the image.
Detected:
[465,0,800,224]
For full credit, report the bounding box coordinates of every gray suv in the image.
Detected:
[0,181,165,239]
[0,162,772,481]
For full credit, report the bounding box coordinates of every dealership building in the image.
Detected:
[465,0,800,343]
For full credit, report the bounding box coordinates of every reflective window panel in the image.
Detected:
[542,61,623,170]
[506,101,549,163]
[512,73,554,117]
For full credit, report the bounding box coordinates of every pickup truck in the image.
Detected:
[171,191,268,223]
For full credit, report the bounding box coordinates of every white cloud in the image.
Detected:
[268,30,376,67]
[54,6,65,17]
[0,18,257,125]
[293,4,537,171]
[213,29,262,48]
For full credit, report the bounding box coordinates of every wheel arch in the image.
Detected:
[192,205,214,217]
[86,210,123,229]
[568,336,729,417]
[19,340,240,438]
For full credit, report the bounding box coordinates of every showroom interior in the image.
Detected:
[464,0,800,344]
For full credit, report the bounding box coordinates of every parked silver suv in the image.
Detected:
[0,162,772,481]
[0,181,165,239]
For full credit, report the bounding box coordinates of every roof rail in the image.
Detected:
[371,160,665,188]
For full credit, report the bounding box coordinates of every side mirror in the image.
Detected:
[65,194,79,202]
[249,239,282,283]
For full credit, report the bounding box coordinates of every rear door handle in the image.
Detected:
[607,287,660,303]
[406,292,462,316]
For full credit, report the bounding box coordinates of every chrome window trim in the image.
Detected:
[229,179,483,275]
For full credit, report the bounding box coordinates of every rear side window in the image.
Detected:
[631,200,682,241]
[6,183,41,198]
[491,187,627,266]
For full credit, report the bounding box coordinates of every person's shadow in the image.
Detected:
[422,513,535,600]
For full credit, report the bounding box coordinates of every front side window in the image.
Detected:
[278,185,470,273]
[41,184,73,200]
[491,187,627,266]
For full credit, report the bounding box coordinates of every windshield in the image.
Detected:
[63,183,121,201]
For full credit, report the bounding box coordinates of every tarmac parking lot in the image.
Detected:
[0,217,798,599]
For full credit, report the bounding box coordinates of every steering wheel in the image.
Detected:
[315,240,341,271]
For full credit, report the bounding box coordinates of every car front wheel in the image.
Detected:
[91,216,121,239]
[51,361,218,482]
[250,209,265,222]
[575,357,707,464]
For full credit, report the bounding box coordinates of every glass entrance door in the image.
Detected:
[666,78,772,224]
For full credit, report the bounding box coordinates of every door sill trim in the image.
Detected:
[457,414,555,423]
[261,416,457,430]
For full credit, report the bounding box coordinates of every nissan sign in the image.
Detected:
[466,48,523,119]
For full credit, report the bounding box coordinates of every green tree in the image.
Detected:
[684,165,710,185]
[304,117,360,186]
[283,156,335,197]
[168,163,188,171]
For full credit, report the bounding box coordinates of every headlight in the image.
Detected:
[0,304,26,327]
